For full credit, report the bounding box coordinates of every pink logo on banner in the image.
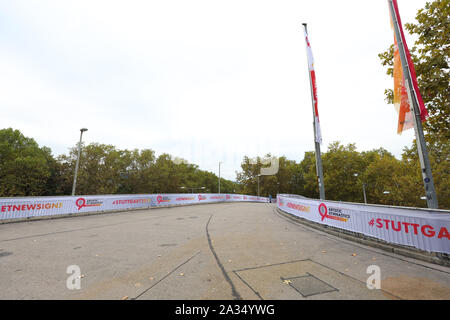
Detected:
[156,195,170,204]
[318,203,328,221]
[198,195,206,201]
[76,198,86,210]
[75,197,102,210]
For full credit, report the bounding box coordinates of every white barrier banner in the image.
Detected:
[0,193,268,221]
[277,195,450,254]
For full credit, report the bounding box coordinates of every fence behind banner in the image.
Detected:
[0,193,268,221]
[277,194,450,254]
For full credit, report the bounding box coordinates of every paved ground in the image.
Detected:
[0,202,449,300]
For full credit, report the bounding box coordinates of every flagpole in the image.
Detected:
[302,23,325,200]
[388,0,438,209]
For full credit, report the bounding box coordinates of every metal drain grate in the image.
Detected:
[282,273,338,297]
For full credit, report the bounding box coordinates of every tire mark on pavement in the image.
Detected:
[206,214,242,300]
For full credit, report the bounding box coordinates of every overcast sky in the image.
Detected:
[0,0,429,181]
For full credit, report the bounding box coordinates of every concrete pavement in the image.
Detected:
[0,202,449,299]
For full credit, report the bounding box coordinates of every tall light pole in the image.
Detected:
[72,128,88,196]
[362,183,367,204]
[354,173,367,204]
[218,162,222,194]
[257,174,261,197]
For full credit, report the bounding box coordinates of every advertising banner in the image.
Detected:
[0,193,268,221]
[277,194,450,254]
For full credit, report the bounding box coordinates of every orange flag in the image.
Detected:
[392,31,414,133]
[389,0,428,134]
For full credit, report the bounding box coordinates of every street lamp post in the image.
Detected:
[362,183,367,204]
[383,190,392,205]
[257,174,261,197]
[72,128,88,196]
[354,173,367,204]
[218,162,222,194]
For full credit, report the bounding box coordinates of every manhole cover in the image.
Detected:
[233,259,387,300]
[282,273,338,297]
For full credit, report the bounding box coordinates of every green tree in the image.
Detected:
[58,143,130,195]
[0,128,54,196]
[321,142,366,202]
[378,0,449,142]
[402,141,450,209]
[235,155,264,195]
[118,149,156,194]
[236,154,304,197]
[297,151,319,199]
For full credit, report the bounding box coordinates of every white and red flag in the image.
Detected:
[303,27,322,144]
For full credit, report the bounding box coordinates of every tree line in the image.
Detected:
[1,127,447,209]
[236,140,448,209]
[0,128,239,197]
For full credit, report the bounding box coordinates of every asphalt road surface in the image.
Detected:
[0,202,449,300]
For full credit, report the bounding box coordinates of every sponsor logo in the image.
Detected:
[210,196,225,200]
[198,195,207,201]
[368,218,450,240]
[112,198,151,205]
[76,198,103,210]
[318,203,350,222]
[156,195,170,204]
[176,197,195,201]
[279,200,284,206]
[287,202,310,213]
[1,202,63,213]
[226,195,231,200]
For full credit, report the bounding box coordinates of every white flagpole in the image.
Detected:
[302,23,325,200]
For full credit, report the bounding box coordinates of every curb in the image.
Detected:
[276,207,450,268]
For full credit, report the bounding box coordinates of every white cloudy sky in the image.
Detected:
[0,0,429,181]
